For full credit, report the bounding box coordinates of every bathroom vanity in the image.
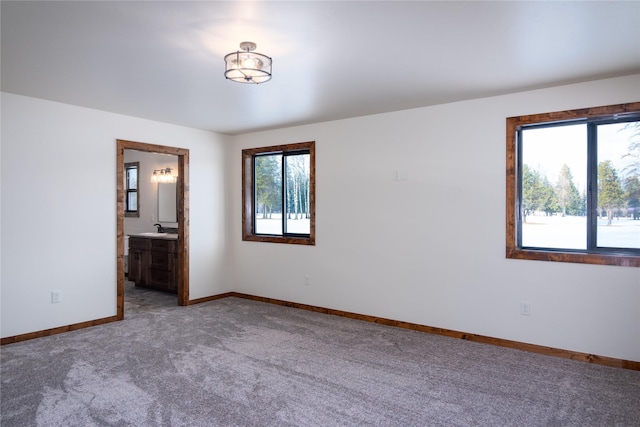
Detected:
[128,233,178,293]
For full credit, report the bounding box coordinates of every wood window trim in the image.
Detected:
[124,162,140,218]
[242,141,316,245]
[506,102,640,267]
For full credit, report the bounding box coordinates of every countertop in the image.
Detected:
[128,232,178,240]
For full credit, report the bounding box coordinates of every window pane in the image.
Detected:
[521,124,587,249]
[255,154,282,235]
[285,153,311,235]
[127,168,137,190]
[597,122,640,249]
[127,192,137,212]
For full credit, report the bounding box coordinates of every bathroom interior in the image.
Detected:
[124,149,179,299]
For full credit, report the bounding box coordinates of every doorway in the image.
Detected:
[116,139,190,319]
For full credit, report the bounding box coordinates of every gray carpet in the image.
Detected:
[2,282,639,426]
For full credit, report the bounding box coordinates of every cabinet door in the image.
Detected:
[128,249,144,284]
[171,251,178,292]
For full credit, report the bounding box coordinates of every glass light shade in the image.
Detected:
[224,50,272,84]
[151,168,177,183]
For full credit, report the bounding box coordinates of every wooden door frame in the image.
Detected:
[116,139,190,318]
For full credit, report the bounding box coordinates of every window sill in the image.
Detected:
[242,234,315,246]
[506,247,640,267]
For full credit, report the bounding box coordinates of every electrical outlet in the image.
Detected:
[51,290,61,303]
[520,302,530,316]
[304,275,311,286]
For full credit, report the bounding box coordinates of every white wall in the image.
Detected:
[123,150,178,236]
[1,92,232,337]
[2,75,639,362]
[230,75,640,362]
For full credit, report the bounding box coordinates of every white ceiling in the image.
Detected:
[2,1,639,135]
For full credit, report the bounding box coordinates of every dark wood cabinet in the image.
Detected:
[128,235,178,293]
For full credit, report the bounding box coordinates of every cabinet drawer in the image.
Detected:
[150,238,177,252]
[149,268,176,291]
[128,237,150,250]
[149,251,173,269]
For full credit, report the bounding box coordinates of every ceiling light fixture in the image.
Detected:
[224,41,272,84]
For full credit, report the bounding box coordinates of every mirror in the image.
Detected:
[158,182,177,222]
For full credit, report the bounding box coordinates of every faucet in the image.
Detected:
[153,223,163,233]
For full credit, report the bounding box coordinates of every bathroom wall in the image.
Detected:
[123,150,178,236]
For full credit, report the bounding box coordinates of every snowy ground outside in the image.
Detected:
[522,215,640,249]
[256,214,310,235]
[255,213,639,249]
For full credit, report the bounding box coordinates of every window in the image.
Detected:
[242,141,315,245]
[506,103,640,267]
[125,162,139,218]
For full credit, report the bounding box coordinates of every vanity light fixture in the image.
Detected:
[224,41,272,84]
[151,168,177,184]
